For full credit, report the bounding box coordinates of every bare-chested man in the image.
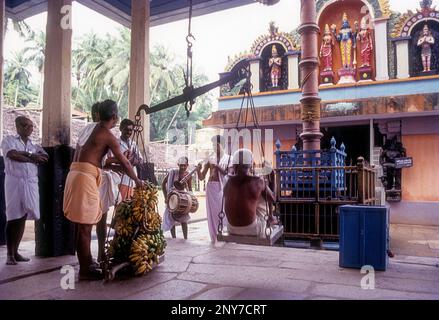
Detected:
[196,135,232,243]
[224,149,275,237]
[63,100,142,280]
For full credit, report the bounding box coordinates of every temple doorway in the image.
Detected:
[321,124,370,164]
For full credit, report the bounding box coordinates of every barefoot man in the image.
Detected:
[197,135,233,243]
[63,100,143,280]
[1,116,49,265]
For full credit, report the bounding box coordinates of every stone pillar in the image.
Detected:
[394,39,410,79]
[286,51,300,90]
[38,0,76,257]
[374,18,390,81]
[42,0,72,147]
[249,58,260,94]
[298,0,322,151]
[0,0,4,246]
[129,0,150,144]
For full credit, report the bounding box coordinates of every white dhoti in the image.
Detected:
[99,171,119,213]
[5,175,40,221]
[161,169,190,232]
[228,197,270,238]
[162,208,190,232]
[206,181,227,242]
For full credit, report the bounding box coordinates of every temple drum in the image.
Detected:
[167,190,199,219]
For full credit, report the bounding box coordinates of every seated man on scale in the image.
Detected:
[224,149,275,237]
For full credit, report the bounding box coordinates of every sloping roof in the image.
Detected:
[6,0,256,27]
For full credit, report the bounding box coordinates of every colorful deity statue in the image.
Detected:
[320,24,334,72]
[331,13,356,69]
[356,15,373,68]
[417,24,435,72]
[269,45,282,87]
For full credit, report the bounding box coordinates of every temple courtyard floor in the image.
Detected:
[0,219,438,300]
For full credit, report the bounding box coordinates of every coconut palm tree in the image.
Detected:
[23,31,46,107]
[5,18,32,38]
[4,50,32,108]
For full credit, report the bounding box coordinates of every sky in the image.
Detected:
[4,0,438,107]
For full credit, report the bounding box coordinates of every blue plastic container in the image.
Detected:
[339,205,389,271]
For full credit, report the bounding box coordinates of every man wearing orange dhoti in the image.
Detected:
[63,100,143,281]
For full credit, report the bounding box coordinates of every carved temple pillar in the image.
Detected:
[129,0,150,144]
[298,0,322,151]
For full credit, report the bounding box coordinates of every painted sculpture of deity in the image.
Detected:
[269,45,282,87]
[417,24,435,72]
[331,13,356,69]
[356,15,373,68]
[320,24,334,72]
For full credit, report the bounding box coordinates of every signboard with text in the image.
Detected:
[395,157,413,169]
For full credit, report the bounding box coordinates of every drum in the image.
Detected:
[167,190,199,219]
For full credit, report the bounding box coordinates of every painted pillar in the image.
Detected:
[286,51,300,90]
[42,0,72,147]
[374,17,390,81]
[394,39,410,79]
[129,0,150,144]
[298,0,322,151]
[249,58,260,94]
[0,0,4,141]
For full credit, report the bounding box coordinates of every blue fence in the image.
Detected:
[275,137,347,196]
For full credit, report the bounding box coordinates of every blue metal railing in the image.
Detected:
[275,137,347,195]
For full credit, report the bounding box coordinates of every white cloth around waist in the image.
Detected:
[5,175,40,221]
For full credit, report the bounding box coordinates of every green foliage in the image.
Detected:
[4,27,213,140]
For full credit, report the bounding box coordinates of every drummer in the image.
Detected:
[161,157,192,239]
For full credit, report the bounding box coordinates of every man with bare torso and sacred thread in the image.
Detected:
[162,156,192,239]
[63,100,143,280]
[224,149,275,237]
[197,135,233,243]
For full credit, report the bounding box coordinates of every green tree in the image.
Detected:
[23,31,46,107]
[3,50,34,108]
[5,18,32,38]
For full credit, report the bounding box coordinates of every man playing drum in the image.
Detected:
[161,157,193,239]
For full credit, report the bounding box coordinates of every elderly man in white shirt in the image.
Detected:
[1,116,48,265]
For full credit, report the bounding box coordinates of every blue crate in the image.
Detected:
[339,205,389,271]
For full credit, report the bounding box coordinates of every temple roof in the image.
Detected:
[6,0,256,27]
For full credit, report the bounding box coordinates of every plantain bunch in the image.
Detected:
[106,183,166,274]
[128,231,166,275]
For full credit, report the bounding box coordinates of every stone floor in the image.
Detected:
[0,221,438,300]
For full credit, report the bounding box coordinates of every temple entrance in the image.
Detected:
[321,124,370,164]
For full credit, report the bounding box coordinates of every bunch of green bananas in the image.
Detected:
[107,236,131,262]
[129,231,167,275]
[107,183,165,275]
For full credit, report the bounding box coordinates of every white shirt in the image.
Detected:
[118,138,143,187]
[1,135,48,178]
